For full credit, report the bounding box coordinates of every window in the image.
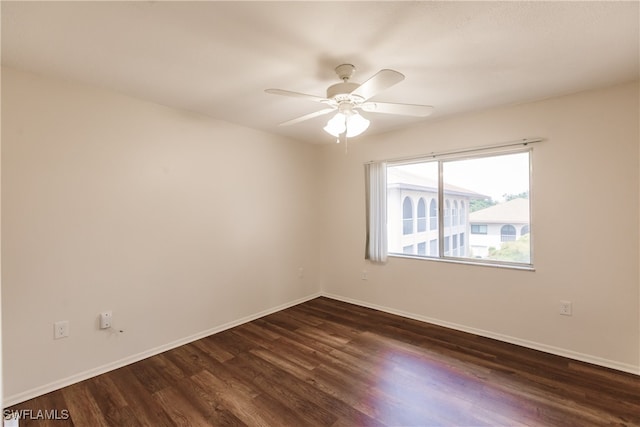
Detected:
[387,149,532,267]
[444,200,451,227]
[471,224,488,234]
[429,199,437,230]
[429,239,438,256]
[501,225,516,242]
[402,197,413,235]
[452,201,459,226]
[417,198,426,232]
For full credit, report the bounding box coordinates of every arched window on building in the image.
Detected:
[501,224,517,242]
[417,198,426,232]
[444,200,451,227]
[460,201,466,225]
[403,197,413,235]
[429,199,437,230]
[452,201,459,226]
[521,225,530,235]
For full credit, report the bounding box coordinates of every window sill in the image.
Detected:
[388,253,535,271]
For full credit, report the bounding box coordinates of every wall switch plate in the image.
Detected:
[100,311,112,329]
[559,300,572,316]
[54,320,69,339]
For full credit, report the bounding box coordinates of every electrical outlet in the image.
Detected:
[54,320,69,339]
[100,311,112,329]
[559,300,572,316]
[361,270,368,280]
[298,267,304,278]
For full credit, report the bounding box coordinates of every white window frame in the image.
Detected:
[385,146,534,270]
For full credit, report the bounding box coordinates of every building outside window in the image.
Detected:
[387,164,483,259]
[468,197,529,258]
[501,224,517,242]
[417,198,426,232]
[402,197,413,235]
[429,199,437,230]
[387,150,531,266]
[471,224,488,234]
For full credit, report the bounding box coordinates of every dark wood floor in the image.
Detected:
[7,297,640,426]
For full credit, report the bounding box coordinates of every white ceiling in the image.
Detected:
[2,1,639,144]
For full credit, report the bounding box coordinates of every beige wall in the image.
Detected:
[1,67,321,402]
[319,81,640,373]
[2,67,639,405]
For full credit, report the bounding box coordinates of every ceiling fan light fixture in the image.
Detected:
[323,112,347,137]
[323,111,370,139]
[346,112,370,137]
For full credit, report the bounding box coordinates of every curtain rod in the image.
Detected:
[365,137,543,164]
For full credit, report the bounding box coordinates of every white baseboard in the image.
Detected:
[6,289,637,407]
[322,292,640,376]
[3,292,322,408]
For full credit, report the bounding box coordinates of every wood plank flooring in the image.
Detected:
[7,297,640,426]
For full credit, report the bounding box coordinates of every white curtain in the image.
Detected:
[364,161,387,263]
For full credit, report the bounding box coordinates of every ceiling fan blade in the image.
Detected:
[360,101,434,117]
[279,108,335,126]
[265,88,328,103]
[350,69,405,101]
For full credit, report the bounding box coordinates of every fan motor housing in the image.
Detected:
[327,82,361,101]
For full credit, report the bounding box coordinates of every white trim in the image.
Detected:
[322,292,640,376]
[6,288,637,407]
[387,253,536,271]
[3,292,322,407]
[368,137,542,165]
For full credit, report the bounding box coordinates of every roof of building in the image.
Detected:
[387,168,487,199]
[469,197,529,223]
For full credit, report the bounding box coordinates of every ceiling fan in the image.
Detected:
[265,64,434,143]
